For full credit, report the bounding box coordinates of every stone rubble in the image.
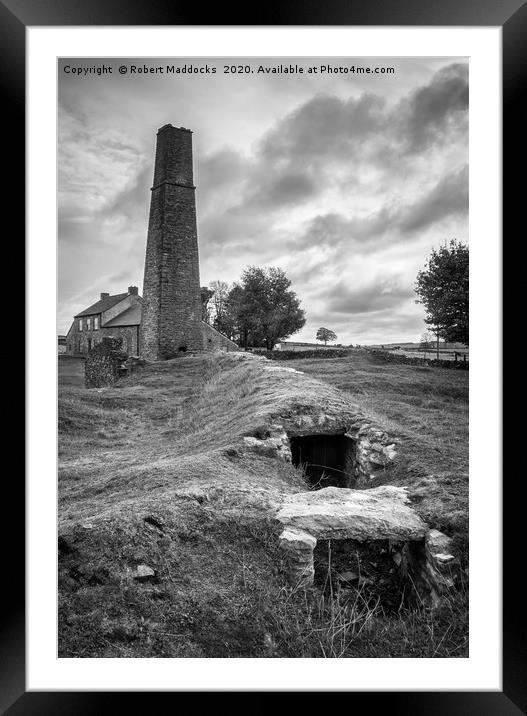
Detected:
[133,564,156,582]
[243,425,292,462]
[241,408,399,486]
[275,486,455,605]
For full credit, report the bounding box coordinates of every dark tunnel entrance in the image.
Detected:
[290,433,356,489]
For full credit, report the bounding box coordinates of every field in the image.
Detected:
[386,349,468,362]
[286,352,469,540]
[366,342,469,362]
[58,351,468,658]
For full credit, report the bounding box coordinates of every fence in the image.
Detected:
[364,348,469,370]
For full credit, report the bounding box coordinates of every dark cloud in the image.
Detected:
[398,164,468,233]
[259,93,385,167]
[258,62,468,173]
[326,278,415,315]
[58,59,468,344]
[99,165,151,221]
[196,62,468,227]
[401,63,469,152]
[244,171,318,210]
[289,163,468,256]
[196,149,249,197]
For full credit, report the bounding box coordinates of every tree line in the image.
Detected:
[202,266,306,350]
[201,239,468,352]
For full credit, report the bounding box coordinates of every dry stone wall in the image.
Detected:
[202,322,240,352]
[85,337,128,388]
[267,349,353,360]
[365,348,469,370]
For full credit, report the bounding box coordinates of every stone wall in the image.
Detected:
[140,125,204,360]
[266,349,353,361]
[84,337,128,388]
[67,325,140,357]
[365,348,469,370]
[201,322,240,352]
[275,487,458,605]
[242,409,399,488]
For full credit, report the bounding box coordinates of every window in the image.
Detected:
[87,317,92,330]
[78,318,83,331]
[94,315,99,330]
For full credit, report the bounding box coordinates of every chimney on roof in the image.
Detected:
[100,292,110,299]
[128,286,138,295]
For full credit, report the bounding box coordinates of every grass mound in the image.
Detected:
[285,351,469,542]
[58,351,468,657]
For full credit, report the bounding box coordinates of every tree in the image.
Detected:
[316,327,337,345]
[200,287,214,323]
[420,332,433,350]
[415,240,469,345]
[208,280,233,337]
[228,266,306,350]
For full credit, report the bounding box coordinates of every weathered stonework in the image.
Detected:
[272,410,399,486]
[243,424,292,461]
[201,321,240,352]
[68,325,139,357]
[140,125,204,360]
[85,337,128,388]
[275,487,455,605]
[66,289,142,357]
[344,421,398,485]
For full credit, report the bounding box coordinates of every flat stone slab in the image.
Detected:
[276,486,427,542]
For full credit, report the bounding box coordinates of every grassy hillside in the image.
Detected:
[286,352,469,543]
[58,352,468,658]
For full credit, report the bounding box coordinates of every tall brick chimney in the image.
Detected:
[139,125,204,360]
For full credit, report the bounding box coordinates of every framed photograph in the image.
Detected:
[5,0,520,710]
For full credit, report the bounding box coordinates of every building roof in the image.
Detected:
[103,303,142,327]
[75,293,128,317]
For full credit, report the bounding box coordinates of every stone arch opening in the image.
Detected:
[289,433,356,489]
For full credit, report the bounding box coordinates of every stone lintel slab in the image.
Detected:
[276,486,427,543]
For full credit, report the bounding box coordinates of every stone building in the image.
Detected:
[65,124,239,359]
[66,287,142,356]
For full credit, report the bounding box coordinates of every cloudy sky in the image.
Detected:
[58,57,468,344]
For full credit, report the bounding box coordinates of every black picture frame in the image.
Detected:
[5,0,521,711]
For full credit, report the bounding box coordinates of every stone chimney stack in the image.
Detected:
[100,292,110,299]
[128,286,138,295]
[140,124,204,360]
